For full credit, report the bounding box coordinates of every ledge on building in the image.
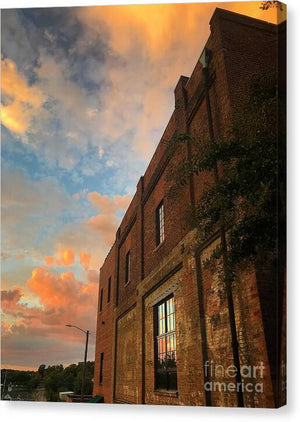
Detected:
[153,390,178,398]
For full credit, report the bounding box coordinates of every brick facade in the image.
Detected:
[93,8,286,408]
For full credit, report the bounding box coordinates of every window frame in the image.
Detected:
[155,200,165,246]
[99,352,104,385]
[153,294,177,392]
[99,287,103,312]
[107,277,111,303]
[125,250,131,285]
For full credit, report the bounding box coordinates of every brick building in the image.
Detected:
[93,8,286,408]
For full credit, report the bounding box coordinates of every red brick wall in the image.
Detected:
[115,306,138,403]
[214,9,277,115]
[199,240,275,408]
[143,154,191,278]
[93,243,116,402]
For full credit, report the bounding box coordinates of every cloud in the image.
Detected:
[1,266,98,367]
[44,248,75,266]
[55,248,75,266]
[85,214,117,246]
[79,252,91,271]
[1,57,46,135]
[1,3,285,178]
[88,192,131,214]
[1,288,23,312]
[74,2,284,162]
[44,249,90,270]
[1,169,74,257]
[27,267,95,311]
[83,192,131,247]
[44,256,55,265]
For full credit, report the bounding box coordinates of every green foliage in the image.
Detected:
[1,369,34,387]
[73,361,94,395]
[168,73,285,270]
[1,361,95,401]
[260,1,284,11]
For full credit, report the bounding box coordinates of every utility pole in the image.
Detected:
[66,324,90,402]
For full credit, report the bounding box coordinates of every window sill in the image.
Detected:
[153,240,165,253]
[153,390,178,398]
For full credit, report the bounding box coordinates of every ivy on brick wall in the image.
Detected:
[167,72,286,272]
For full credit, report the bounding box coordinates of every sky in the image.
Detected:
[1,1,286,371]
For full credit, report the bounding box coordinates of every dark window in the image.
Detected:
[156,201,165,246]
[107,277,111,303]
[125,251,130,285]
[154,295,177,391]
[99,288,103,312]
[99,352,104,384]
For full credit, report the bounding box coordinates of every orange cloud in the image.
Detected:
[88,192,131,214]
[80,2,285,53]
[56,248,75,266]
[26,266,97,311]
[1,58,45,135]
[44,249,75,266]
[79,252,91,271]
[76,2,285,160]
[44,256,55,265]
[1,266,98,367]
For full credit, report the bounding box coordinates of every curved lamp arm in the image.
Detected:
[66,324,87,334]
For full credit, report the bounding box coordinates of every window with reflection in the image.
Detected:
[125,251,130,285]
[155,201,165,246]
[154,295,177,391]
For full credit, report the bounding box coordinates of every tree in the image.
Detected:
[38,364,46,376]
[1,361,95,401]
[169,72,285,271]
[260,1,284,11]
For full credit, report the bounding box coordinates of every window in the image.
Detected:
[154,295,177,391]
[156,201,165,246]
[99,288,103,312]
[107,277,111,303]
[125,251,131,285]
[99,352,104,384]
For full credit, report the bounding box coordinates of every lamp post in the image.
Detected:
[66,324,89,402]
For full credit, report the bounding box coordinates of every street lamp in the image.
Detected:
[66,324,89,401]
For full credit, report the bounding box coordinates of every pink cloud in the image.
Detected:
[85,214,117,246]
[87,192,131,214]
[2,266,98,364]
[79,252,91,271]
[84,192,131,248]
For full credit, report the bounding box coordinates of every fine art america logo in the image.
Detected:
[204,361,265,393]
